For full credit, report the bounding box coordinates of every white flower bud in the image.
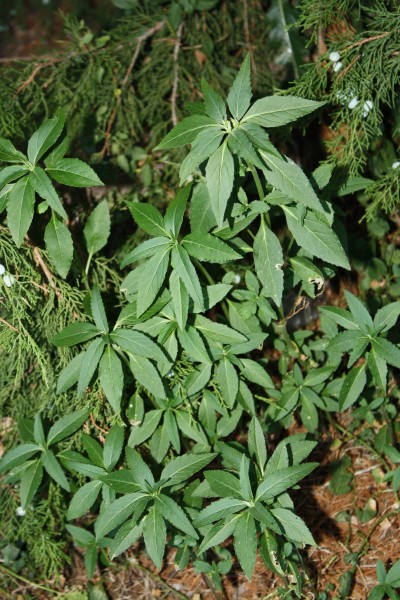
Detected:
[392,161,400,169]
[167,370,174,378]
[2,274,15,287]
[0,264,5,275]
[16,506,26,516]
[333,61,343,73]
[365,100,373,110]
[348,97,359,110]
[234,274,241,284]
[329,51,340,62]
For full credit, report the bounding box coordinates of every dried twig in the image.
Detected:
[170,23,183,127]
[31,245,62,301]
[100,20,165,159]
[336,53,361,80]
[0,317,19,333]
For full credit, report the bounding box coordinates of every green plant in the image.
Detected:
[0,46,399,599]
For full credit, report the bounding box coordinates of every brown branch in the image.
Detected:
[0,317,19,333]
[16,64,44,94]
[90,413,109,436]
[336,53,360,80]
[346,31,391,50]
[31,245,62,301]
[170,23,184,127]
[100,20,165,159]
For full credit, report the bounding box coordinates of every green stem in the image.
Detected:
[193,258,215,286]
[0,564,61,596]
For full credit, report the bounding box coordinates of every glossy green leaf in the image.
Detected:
[84,200,111,256]
[46,158,103,187]
[44,216,73,279]
[99,347,124,413]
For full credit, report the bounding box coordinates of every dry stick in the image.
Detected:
[170,23,184,127]
[100,20,165,159]
[0,564,61,596]
[31,245,62,301]
[347,30,391,50]
[0,317,19,333]
[336,53,360,81]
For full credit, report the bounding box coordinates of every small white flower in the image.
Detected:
[333,61,343,73]
[365,100,373,110]
[16,506,26,517]
[0,264,5,275]
[167,370,174,378]
[392,161,400,169]
[234,274,241,284]
[329,51,340,63]
[362,110,368,118]
[2,274,15,287]
[275,263,283,271]
[348,97,359,110]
